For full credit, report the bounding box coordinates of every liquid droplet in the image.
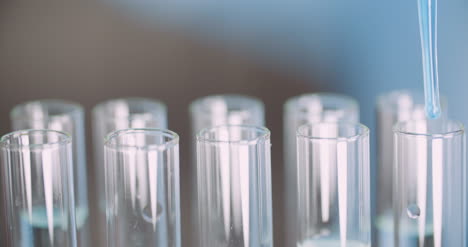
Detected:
[407,204,421,219]
[142,203,163,224]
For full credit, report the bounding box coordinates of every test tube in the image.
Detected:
[104,128,180,247]
[393,119,466,246]
[284,93,359,247]
[189,95,265,132]
[10,99,89,246]
[0,130,77,246]
[375,90,447,246]
[189,95,265,245]
[92,98,167,242]
[196,125,273,247]
[295,122,371,246]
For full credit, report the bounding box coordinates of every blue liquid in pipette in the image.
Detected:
[417,0,441,119]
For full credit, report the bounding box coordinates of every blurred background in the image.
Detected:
[0,0,467,246]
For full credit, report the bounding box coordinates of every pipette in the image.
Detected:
[417,0,441,119]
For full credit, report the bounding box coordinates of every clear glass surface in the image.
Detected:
[92,97,167,244]
[190,94,265,132]
[10,99,89,246]
[196,125,273,247]
[189,94,265,246]
[393,119,466,247]
[375,90,447,247]
[296,122,371,247]
[284,93,359,247]
[104,128,180,247]
[0,130,77,247]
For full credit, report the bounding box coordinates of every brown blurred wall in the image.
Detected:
[0,0,325,246]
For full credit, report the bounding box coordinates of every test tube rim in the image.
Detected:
[393,119,464,139]
[284,92,359,114]
[197,124,270,145]
[104,128,179,151]
[189,94,264,116]
[10,99,84,122]
[377,89,448,113]
[377,89,421,104]
[0,129,72,151]
[296,121,369,142]
[93,97,167,122]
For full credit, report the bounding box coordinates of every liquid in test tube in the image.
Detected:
[284,93,359,247]
[189,95,265,246]
[296,122,371,247]
[375,90,447,247]
[393,119,466,246]
[11,100,90,246]
[1,130,77,247]
[196,125,273,247]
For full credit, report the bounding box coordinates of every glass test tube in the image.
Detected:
[0,130,77,246]
[393,120,466,247]
[104,129,180,247]
[375,90,447,246]
[296,122,371,247]
[196,125,273,247]
[92,98,167,240]
[190,95,265,132]
[189,95,265,245]
[284,93,359,247]
[10,99,89,246]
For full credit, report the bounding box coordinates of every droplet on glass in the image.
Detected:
[407,204,420,219]
[142,203,163,224]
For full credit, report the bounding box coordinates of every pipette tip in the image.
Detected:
[425,105,441,119]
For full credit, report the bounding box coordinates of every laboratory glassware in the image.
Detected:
[92,97,167,242]
[375,90,447,246]
[196,125,273,247]
[0,129,77,247]
[393,119,466,247]
[296,122,371,247]
[190,94,265,133]
[417,0,441,119]
[284,93,359,247]
[189,94,265,245]
[104,128,180,247]
[11,99,89,246]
